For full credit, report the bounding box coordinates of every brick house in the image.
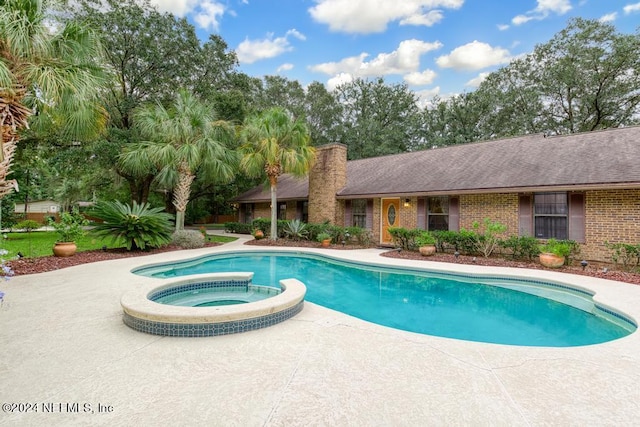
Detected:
[234,126,640,261]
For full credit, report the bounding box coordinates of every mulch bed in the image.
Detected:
[7,238,640,286]
[7,243,221,276]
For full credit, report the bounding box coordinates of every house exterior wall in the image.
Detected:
[459,193,519,237]
[253,203,271,220]
[584,189,640,262]
[284,201,298,221]
[308,144,347,224]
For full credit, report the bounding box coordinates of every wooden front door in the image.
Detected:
[381,198,400,245]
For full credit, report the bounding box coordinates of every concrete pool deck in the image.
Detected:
[1,233,640,426]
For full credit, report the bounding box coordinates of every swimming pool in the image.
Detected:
[134,251,636,346]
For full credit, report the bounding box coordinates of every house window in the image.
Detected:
[278,202,287,220]
[243,204,253,224]
[300,201,308,223]
[428,197,449,231]
[534,192,567,239]
[351,199,367,228]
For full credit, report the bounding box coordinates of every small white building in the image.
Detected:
[14,200,60,222]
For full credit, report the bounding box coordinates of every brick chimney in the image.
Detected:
[308,143,347,224]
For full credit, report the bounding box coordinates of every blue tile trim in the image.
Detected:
[123,300,304,337]
[148,279,251,301]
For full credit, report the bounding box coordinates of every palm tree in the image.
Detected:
[240,107,315,240]
[123,89,237,230]
[0,0,105,197]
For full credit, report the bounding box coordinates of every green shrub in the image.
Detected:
[283,219,308,241]
[345,226,371,246]
[500,236,540,260]
[539,238,573,258]
[305,222,328,241]
[90,201,174,251]
[16,219,41,233]
[171,230,205,249]
[415,231,436,246]
[431,230,457,252]
[48,209,89,242]
[605,242,640,271]
[250,218,287,238]
[453,229,481,255]
[223,222,253,234]
[388,227,422,251]
[316,232,331,242]
[472,218,507,258]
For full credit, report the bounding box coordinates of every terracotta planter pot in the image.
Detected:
[253,230,264,240]
[539,252,565,268]
[419,245,436,256]
[321,239,331,248]
[53,242,77,257]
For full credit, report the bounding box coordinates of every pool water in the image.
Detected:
[135,252,636,347]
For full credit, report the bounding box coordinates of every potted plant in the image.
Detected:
[317,232,331,248]
[48,209,89,257]
[416,231,437,256]
[253,229,265,240]
[538,238,572,268]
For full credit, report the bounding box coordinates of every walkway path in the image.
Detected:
[1,234,639,426]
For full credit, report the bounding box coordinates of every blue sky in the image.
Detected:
[148,0,639,102]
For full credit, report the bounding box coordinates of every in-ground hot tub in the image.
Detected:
[121,273,306,337]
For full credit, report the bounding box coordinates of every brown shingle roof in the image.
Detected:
[235,126,640,202]
[233,173,308,202]
[339,126,640,197]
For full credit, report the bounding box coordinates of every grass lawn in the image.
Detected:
[1,231,125,259]
[1,230,237,259]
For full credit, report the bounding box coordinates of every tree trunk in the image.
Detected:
[0,87,29,197]
[269,175,278,240]
[173,168,195,231]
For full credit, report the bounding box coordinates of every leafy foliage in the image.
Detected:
[499,236,541,260]
[48,210,89,242]
[240,108,315,239]
[471,218,508,258]
[283,219,308,241]
[171,230,205,249]
[387,227,422,251]
[606,242,640,271]
[89,201,174,250]
[16,220,41,233]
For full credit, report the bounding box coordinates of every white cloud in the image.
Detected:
[148,0,198,16]
[599,12,617,22]
[415,87,442,108]
[308,0,464,34]
[511,0,571,26]
[465,72,490,87]
[404,69,437,86]
[193,1,225,31]
[497,24,510,31]
[624,3,640,14]
[436,41,511,71]
[277,63,294,72]
[236,30,306,64]
[147,0,228,30]
[310,39,442,77]
[399,10,444,27]
[512,14,534,25]
[327,73,354,91]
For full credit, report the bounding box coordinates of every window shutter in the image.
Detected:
[448,197,459,231]
[296,201,303,221]
[366,199,373,229]
[569,193,585,243]
[417,198,426,229]
[344,200,351,227]
[519,195,533,236]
